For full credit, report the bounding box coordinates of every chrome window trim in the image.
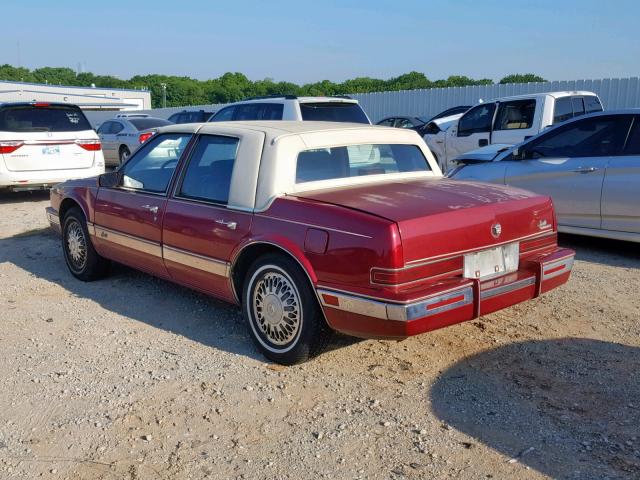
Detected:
[162,245,230,278]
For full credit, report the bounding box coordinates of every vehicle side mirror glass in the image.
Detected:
[98,171,121,188]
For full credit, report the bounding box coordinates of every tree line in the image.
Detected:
[0,65,546,109]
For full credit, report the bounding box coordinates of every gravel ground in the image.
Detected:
[0,190,638,480]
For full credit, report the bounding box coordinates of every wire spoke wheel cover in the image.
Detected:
[250,267,302,349]
[66,220,87,271]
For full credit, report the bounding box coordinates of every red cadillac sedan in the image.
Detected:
[47,121,574,364]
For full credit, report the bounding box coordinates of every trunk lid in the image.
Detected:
[291,178,555,263]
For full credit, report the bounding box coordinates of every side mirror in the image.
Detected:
[512,146,528,161]
[98,171,121,188]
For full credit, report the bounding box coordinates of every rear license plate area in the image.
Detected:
[464,243,519,280]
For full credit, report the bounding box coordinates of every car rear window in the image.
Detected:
[0,105,92,132]
[296,143,429,183]
[129,118,172,130]
[299,102,369,124]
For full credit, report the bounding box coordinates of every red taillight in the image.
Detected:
[371,256,464,286]
[76,139,102,151]
[33,102,50,108]
[139,132,154,144]
[0,141,24,154]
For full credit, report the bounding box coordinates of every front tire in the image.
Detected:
[242,254,332,365]
[62,207,110,281]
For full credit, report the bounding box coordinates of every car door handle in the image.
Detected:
[572,167,599,173]
[141,204,159,214]
[216,219,237,230]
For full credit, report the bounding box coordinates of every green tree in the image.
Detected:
[0,63,549,107]
[499,73,546,84]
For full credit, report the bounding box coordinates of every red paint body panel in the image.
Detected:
[162,199,251,300]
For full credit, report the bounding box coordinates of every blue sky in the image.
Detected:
[2,0,639,83]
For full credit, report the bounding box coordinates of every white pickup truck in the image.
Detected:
[427,91,603,171]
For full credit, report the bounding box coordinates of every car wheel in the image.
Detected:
[119,146,131,165]
[62,207,110,281]
[242,253,332,365]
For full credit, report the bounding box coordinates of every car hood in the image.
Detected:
[454,144,514,163]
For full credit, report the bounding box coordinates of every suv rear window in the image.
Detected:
[296,143,429,183]
[0,105,92,132]
[299,102,369,124]
[129,118,172,130]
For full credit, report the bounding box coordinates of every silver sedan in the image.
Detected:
[97,114,172,166]
[449,110,640,242]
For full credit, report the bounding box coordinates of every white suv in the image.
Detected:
[208,96,371,124]
[0,102,104,191]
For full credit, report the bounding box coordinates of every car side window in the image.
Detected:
[396,119,413,129]
[377,118,394,127]
[120,133,192,193]
[526,116,631,159]
[258,103,284,120]
[233,104,260,121]
[623,118,640,155]
[553,97,574,124]
[572,97,585,117]
[584,96,603,113]
[457,103,496,136]
[111,122,124,134]
[210,106,235,122]
[494,100,536,131]
[178,135,239,205]
[97,122,111,134]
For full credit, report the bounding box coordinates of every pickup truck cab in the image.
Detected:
[438,91,603,169]
[47,121,574,364]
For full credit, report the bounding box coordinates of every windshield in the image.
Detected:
[0,105,93,132]
[129,118,172,130]
[296,143,429,183]
[299,102,369,124]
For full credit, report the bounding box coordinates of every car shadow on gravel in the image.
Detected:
[559,233,640,269]
[0,228,359,363]
[0,190,50,204]
[431,338,640,479]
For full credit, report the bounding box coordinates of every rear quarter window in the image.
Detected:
[296,143,429,183]
[299,102,369,124]
[129,118,172,130]
[0,105,92,132]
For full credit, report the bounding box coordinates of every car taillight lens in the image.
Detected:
[0,141,24,154]
[139,132,154,144]
[76,139,102,151]
[371,256,464,286]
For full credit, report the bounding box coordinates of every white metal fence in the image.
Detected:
[351,77,640,122]
[85,77,640,126]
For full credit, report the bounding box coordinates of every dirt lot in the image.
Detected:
[0,190,638,480]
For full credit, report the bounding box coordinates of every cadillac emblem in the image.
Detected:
[491,223,502,238]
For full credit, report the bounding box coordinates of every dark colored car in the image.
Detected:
[168,110,217,124]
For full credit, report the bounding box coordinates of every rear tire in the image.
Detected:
[242,254,332,365]
[119,146,131,165]
[62,207,110,281]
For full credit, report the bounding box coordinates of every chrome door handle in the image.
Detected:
[572,167,598,173]
[141,204,159,214]
[216,219,237,230]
